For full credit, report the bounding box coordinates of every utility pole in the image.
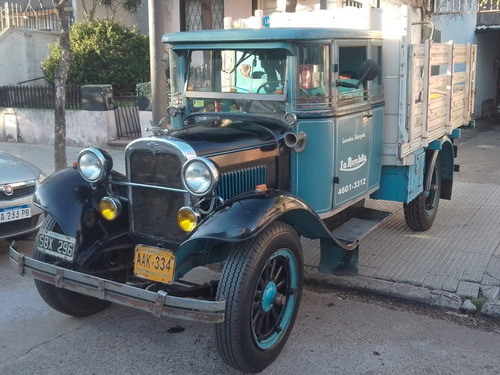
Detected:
[148,0,167,126]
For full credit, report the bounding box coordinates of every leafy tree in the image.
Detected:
[42,19,149,92]
[82,0,143,20]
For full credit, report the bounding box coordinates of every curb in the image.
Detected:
[304,266,499,318]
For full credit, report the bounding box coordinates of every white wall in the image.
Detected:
[224,0,253,19]
[432,13,500,118]
[0,108,117,146]
[0,29,57,85]
[0,108,152,147]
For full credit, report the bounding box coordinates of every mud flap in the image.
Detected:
[318,239,359,276]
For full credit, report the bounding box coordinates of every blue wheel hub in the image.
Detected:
[262,282,277,312]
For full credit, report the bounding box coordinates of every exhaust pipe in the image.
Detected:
[284,132,307,153]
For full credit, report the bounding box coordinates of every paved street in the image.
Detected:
[1,255,499,374]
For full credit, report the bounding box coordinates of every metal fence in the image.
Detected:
[433,0,479,14]
[113,93,142,139]
[0,2,73,33]
[0,85,81,109]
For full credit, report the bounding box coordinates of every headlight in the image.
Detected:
[77,147,112,183]
[177,206,199,232]
[99,196,122,221]
[181,157,219,196]
[37,172,46,185]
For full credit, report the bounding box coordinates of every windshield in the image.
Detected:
[183,49,288,114]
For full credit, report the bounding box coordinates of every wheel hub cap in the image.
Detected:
[262,282,277,312]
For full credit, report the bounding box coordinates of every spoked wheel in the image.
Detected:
[33,214,111,317]
[215,221,303,373]
[404,158,442,231]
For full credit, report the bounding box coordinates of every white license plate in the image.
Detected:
[0,204,31,223]
[37,229,76,262]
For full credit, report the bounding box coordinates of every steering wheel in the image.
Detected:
[256,80,284,94]
[249,80,285,111]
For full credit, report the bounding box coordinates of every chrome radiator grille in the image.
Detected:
[129,150,186,242]
[215,166,267,200]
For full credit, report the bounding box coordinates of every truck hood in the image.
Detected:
[168,115,287,157]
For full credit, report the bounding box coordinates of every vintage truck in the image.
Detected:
[10,4,476,373]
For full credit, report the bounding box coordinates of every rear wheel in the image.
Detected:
[33,215,111,317]
[215,221,303,373]
[404,159,442,231]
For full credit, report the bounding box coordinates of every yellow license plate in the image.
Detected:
[133,245,175,284]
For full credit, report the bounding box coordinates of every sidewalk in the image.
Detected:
[1,119,500,317]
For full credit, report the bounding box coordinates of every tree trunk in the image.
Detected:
[53,0,70,171]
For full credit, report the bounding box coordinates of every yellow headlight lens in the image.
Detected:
[177,207,198,233]
[99,197,121,221]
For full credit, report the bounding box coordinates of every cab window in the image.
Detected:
[295,44,331,110]
[338,45,367,105]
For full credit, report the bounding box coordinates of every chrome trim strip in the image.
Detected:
[111,180,188,194]
[0,180,36,191]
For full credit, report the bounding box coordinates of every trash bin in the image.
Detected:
[81,85,114,111]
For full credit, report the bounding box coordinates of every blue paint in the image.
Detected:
[261,282,277,312]
[371,150,425,203]
[255,248,298,350]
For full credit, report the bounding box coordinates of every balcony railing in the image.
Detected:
[477,0,500,30]
[0,2,73,34]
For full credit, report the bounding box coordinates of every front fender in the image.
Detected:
[174,190,354,276]
[34,167,129,244]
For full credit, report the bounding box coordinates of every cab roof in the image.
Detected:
[162,27,382,46]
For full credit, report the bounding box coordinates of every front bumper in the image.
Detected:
[10,243,225,323]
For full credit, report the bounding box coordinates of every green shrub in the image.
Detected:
[42,19,149,92]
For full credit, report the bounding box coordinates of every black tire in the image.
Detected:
[215,221,303,373]
[33,215,111,317]
[404,159,442,231]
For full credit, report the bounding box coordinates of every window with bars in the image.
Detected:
[183,0,224,31]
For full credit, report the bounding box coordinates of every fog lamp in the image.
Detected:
[177,207,199,233]
[99,196,122,221]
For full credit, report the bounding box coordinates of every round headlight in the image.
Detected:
[181,157,219,196]
[177,206,199,232]
[99,196,122,221]
[77,148,111,183]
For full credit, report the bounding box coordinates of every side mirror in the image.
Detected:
[358,59,379,82]
[336,59,380,89]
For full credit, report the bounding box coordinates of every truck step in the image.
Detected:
[331,208,391,244]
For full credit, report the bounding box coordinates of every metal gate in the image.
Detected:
[114,93,142,139]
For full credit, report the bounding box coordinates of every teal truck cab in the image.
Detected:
[10,5,476,373]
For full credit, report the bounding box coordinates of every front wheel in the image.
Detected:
[215,221,303,373]
[33,215,111,317]
[404,159,442,231]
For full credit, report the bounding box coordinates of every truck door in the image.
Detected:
[333,43,376,207]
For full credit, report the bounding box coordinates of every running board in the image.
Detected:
[332,208,392,244]
[319,208,391,276]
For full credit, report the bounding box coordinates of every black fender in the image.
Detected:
[34,167,131,265]
[174,189,355,277]
[428,136,455,200]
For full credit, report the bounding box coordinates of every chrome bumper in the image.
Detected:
[9,243,225,323]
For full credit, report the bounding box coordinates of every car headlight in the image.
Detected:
[37,172,46,185]
[181,157,219,196]
[77,147,112,184]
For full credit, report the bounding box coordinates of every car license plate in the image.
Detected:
[37,229,76,262]
[0,204,31,223]
[134,245,175,284]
